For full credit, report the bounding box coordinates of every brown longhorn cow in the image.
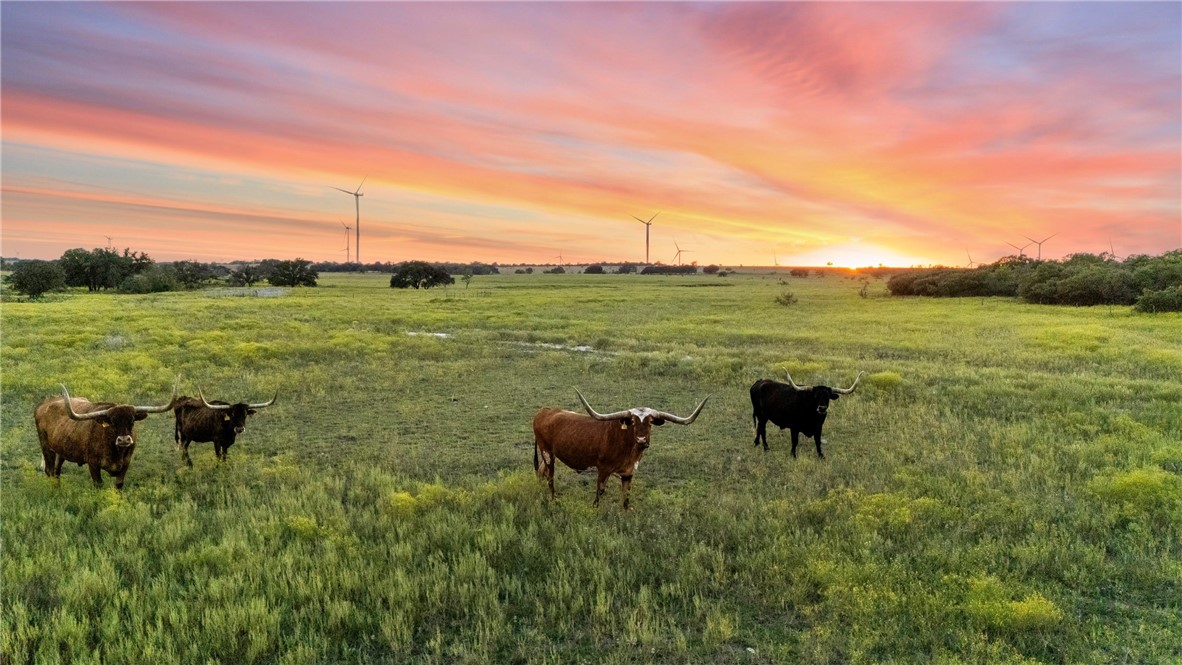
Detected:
[173,388,276,466]
[34,384,175,489]
[533,389,709,509]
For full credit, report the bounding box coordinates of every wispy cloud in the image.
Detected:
[2,2,1178,265]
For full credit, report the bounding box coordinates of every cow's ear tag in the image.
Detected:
[224,415,231,421]
[621,423,628,430]
[101,422,110,428]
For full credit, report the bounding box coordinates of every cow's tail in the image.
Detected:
[533,444,539,473]
[38,453,45,472]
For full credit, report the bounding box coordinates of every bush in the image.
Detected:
[774,291,798,307]
[790,268,809,278]
[227,265,263,287]
[1134,286,1182,313]
[616,264,637,274]
[119,266,178,293]
[390,261,453,289]
[703,265,720,275]
[4,260,66,299]
[544,266,566,274]
[583,265,605,274]
[269,259,319,287]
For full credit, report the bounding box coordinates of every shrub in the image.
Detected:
[119,266,178,293]
[703,265,720,274]
[774,291,797,307]
[790,268,809,278]
[583,265,605,274]
[544,266,565,274]
[1134,286,1182,313]
[4,260,66,299]
[616,264,637,274]
[227,265,263,287]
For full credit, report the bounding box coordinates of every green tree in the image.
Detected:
[227,265,263,287]
[171,261,217,289]
[4,260,66,299]
[269,259,318,287]
[390,261,453,289]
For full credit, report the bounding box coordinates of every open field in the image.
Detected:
[2,271,1180,664]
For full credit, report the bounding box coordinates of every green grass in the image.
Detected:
[2,271,1180,663]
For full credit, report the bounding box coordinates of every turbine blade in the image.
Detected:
[331,186,354,195]
[356,174,368,193]
[648,211,661,224]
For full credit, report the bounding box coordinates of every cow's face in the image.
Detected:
[619,409,666,450]
[221,404,257,434]
[101,406,148,447]
[812,388,839,417]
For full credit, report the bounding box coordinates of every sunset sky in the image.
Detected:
[2,2,1179,267]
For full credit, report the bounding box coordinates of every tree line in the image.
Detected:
[885,250,1182,312]
[3,248,320,299]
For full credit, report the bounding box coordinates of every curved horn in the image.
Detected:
[783,370,813,390]
[247,393,277,409]
[198,387,233,411]
[833,371,866,395]
[60,384,110,420]
[574,389,633,421]
[653,395,710,425]
[135,377,178,413]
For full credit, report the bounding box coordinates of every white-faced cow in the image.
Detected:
[172,389,276,466]
[750,371,864,458]
[34,384,175,488]
[533,389,709,509]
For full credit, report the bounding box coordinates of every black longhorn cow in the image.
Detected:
[750,370,864,457]
[173,389,275,466]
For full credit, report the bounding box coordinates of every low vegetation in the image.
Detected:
[887,250,1182,310]
[2,272,1179,663]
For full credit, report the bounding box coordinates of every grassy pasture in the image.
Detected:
[1,271,1180,664]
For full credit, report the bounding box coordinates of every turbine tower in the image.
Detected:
[631,212,660,264]
[1006,241,1032,258]
[332,176,366,264]
[340,220,352,263]
[966,250,977,268]
[672,239,691,266]
[1023,234,1056,261]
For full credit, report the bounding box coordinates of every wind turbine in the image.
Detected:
[1006,240,1032,258]
[1107,239,1124,262]
[672,239,691,266]
[554,251,564,264]
[340,220,352,263]
[1023,234,1056,261]
[331,175,366,264]
[966,250,978,268]
[631,211,660,264]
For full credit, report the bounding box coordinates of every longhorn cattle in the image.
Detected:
[173,389,276,466]
[533,390,709,509]
[751,371,864,457]
[34,384,175,488]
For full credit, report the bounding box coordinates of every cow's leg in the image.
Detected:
[620,475,634,510]
[88,463,103,488]
[814,434,825,459]
[53,455,65,478]
[114,472,127,490]
[759,419,770,451]
[535,445,556,498]
[593,468,611,506]
[790,430,800,458]
[180,439,193,468]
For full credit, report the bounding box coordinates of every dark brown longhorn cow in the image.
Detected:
[34,384,175,488]
[533,390,709,509]
[172,389,276,466]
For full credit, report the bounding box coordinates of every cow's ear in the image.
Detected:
[830,393,841,400]
[134,412,149,421]
[652,418,666,427]
[619,418,630,429]
[247,409,257,416]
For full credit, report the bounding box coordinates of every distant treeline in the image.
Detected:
[886,251,1182,312]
